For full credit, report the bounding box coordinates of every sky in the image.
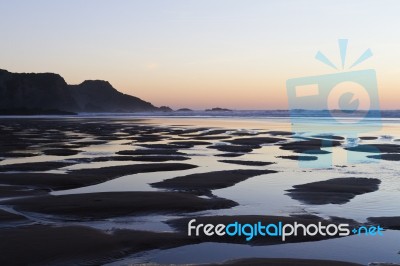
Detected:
[1,0,400,110]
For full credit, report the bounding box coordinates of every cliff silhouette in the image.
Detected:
[0,69,162,113]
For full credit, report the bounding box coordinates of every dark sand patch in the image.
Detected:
[116,149,185,156]
[215,153,244,158]
[201,129,229,135]
[277,155,318,161]
[188,129,229,136]
[266,131,294,136]
[72,140,108,146]
[204,258,363,266]
[0,209,27,223]
[21,138,69,146]
[229,131,260,136]
[6,192,237,219]
[192,135,232,140]
[70,163,197,179]
[280,139,341,154]
[0,225,195,265]
[129,135,165,142]
[166,137,188,141]
[92,155,190,162]
[0,185,48,198]
[168,215,357,245]
[0,135,32,152]
[286,178,381,205]
[178,129,229,137]
[137,143,181,149]
[0,152,39,158]
[359,136,378,140]
[208,145,254,153]
[368,216,400,230]
[0,163,197,194]
[368,154,400,161]
[218,160,274,166]
[96,136,123,141]
[42,143,86,149]
[225,137,284,146]
[169,140,212,148]
[313,134,345,140]
[346,144,400,153]
[0,144,32,153]
[138,141,211,149]
[151,169,277,193]
[0,173,92,191]
[328,216,360,225]
[0,161,75,172]
[43,148,81,156]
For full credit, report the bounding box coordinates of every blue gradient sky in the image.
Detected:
[1,0,399,109]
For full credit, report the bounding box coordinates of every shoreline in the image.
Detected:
[0,117,399,265]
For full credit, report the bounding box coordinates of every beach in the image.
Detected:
[0,115,399,265]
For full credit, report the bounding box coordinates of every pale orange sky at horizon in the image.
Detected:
[1,0,400,110]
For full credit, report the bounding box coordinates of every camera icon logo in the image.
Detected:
[286,39,381,167]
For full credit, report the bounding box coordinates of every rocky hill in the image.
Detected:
[0,69,161,113]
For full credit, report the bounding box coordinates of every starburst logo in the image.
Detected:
[286,39,381,168]
[315,39,373,70]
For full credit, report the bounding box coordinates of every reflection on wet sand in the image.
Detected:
[0,117,399,265]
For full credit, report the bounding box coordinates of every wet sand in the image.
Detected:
[286,178,381,205]
[0,161,75,172]
[368,216,400,230]
[42,148,82,156]
[116,149,186,155]
[218,160,274,166]
[0,209,27,223]
[368,154,400,161]
[5,191,237,219]
[277,155,318,161]
[280,138,342,154]
[151,169,277,194]
[69,163,198,179]
[345,144,400,153]
[204,258,363,266]
[91,155,191,162]
[0,118,397,265]
[0,163,197,198]
[0,225,195,265]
